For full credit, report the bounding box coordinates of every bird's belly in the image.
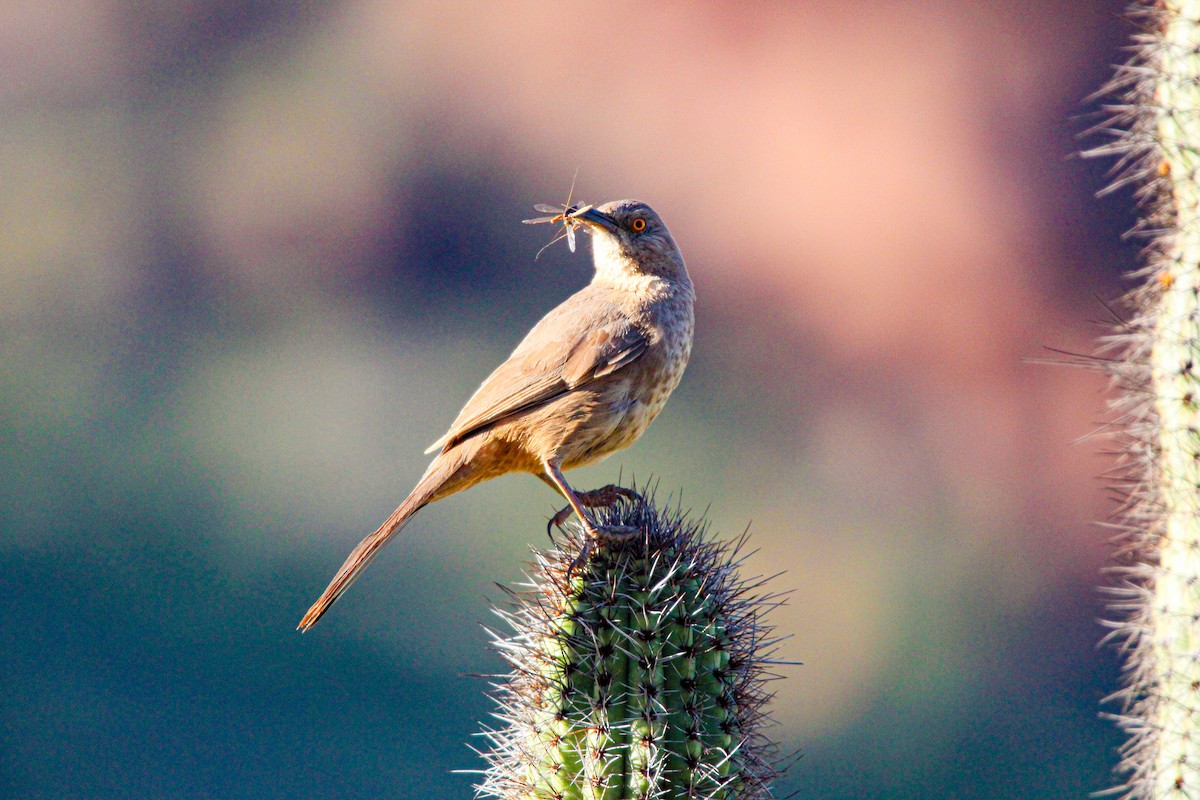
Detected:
[560,370,679,470]
[530,314,693,472]
[560,402,651,469]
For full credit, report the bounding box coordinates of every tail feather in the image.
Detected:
[298,457,457,632]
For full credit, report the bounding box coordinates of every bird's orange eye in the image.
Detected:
[631,217,647,232]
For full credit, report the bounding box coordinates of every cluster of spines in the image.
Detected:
[1084,3,1200,798]
[473,488,787,800]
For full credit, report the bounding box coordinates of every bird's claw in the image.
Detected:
[547,484,642,535]
[547,507,570,537]
[562,524,641,578]
[592,523,640,541]
[550,485,643,577]
[567,537,593,576]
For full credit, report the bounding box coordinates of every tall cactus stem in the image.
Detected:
[1087,3,1200,797]
[472,487,788,800]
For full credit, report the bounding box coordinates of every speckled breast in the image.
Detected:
[568,301,694,469]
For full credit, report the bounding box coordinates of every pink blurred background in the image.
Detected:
[1,2,1136,797]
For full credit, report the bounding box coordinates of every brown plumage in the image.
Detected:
[298,199,695,631]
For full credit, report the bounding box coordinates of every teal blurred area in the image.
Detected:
[2,1,1135,797]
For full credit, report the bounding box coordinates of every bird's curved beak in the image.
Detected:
[568,205,618,234]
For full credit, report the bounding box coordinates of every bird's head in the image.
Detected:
[568,200,689,288]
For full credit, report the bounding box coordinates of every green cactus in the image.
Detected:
[1087,2,1200,797]
[474,488,784,800]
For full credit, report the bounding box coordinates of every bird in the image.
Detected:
[297,199,695,632]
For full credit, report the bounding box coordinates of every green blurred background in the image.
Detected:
[1,2,1140,797]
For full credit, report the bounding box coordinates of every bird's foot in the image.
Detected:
[592,523,640,541]
[567,537,593,576]
[547,485,642,534]
[563,523,640,577]
[549,485,643,577]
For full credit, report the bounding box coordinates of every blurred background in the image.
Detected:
[0,1,1142,797]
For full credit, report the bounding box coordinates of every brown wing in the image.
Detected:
[425,291,648,454]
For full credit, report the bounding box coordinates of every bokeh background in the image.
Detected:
[1,2,1143,797]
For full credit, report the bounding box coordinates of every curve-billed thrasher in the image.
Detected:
[298,199,694,631]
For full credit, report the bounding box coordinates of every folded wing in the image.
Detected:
[426,295,649,454]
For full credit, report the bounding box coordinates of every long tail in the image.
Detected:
[297,455,458,632]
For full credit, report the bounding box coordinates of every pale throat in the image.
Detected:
[589,236,676,297]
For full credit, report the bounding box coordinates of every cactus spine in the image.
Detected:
[475,490,784,800]
[1089,3,1200,797]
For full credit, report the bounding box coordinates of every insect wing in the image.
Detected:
[524,191,586,254]
[523,203,566,225]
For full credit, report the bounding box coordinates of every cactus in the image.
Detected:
[1087,2,1200,797]
[473,488,785,800]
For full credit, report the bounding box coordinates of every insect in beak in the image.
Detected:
[523,203,585,253]
[523,171,589,258]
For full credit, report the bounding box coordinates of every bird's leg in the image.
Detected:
[546,485,642,533]
[541,461,639,570]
